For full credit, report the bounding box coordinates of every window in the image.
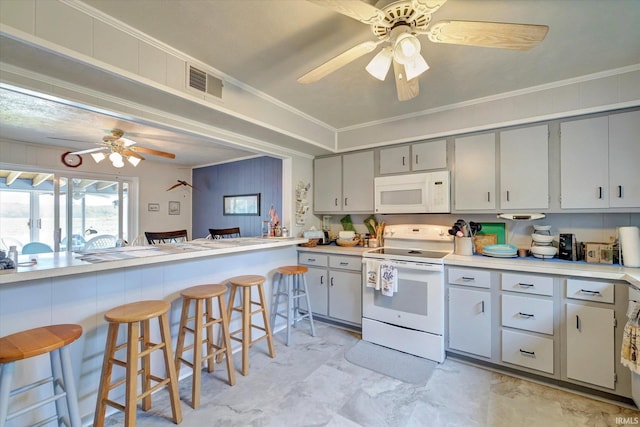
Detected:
[0,168,136,252]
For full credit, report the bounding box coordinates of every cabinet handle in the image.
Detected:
[598,186,603,199]
[506,190,510,202]
[518,312,535,318]
[519,349,536,357]
[334,198,338,206]
[330,277,334,287]
[576,315,580,330]
[344,197,348,206]
[461,276,475,281]
[307,258,316,262]
[487,192,491,202]
[618,185,623,198]
[517,283,534,288]
[402,156,406,166]
[481,301,485,313]
[339,262,348,266]
[579,289,601,295]
[320,276,323,285]
[415,154,419,165]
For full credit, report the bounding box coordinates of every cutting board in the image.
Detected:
[474,234,498,253]
[479,222,506,244]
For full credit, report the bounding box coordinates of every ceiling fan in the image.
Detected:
[62,129,176,168]
[299,0,549,101]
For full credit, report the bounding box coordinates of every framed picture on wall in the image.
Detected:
[223,193,260,216]
[148,203,160,212]
[169,201,180,215]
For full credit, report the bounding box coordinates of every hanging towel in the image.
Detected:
[621,301,640,374]
[365,260,381,290]
[380,263,398,297]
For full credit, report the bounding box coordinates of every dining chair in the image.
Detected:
[21,242,54,254]
[145,230,189,244]
[61,234,86,251]
[208,227,241,239]
[84,235,117,251]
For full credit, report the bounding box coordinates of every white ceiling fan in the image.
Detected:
[52,129,176,168]
[299,0,549,101]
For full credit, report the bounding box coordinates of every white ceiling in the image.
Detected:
[1,0,639,166]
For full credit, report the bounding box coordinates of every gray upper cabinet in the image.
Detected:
[454,133,496,211]
[379,140,447,175]
[314,151,374,213]
[499,125,549,210]
[609,110,640,208]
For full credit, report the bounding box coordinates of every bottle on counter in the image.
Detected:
[8,245,18,266]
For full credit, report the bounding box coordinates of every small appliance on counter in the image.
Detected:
[559,233,577,261]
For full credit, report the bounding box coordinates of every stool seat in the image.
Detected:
[104,300,170,323]
[229,275,267,287]
[0,324,82,363]
[0,324,82,427]
[276,266,309,275]
[181,283,227,299]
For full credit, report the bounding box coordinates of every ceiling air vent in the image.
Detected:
[187,65,223,99]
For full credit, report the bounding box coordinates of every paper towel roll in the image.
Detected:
[620,226,640,268]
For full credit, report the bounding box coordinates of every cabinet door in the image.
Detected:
[448,287,491,357]
[454,133,496,210]
[412,140,447,171]
[342,151,374,211]
[303,267,328,316]
[560,116,609,208]
[566,303,615,389]
[609,110,640,208]
[379,146,410,174]
[329,270,362,324]
[314,156,342,212]
[500,125,549,209]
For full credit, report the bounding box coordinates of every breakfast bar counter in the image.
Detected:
[0,237,305,425]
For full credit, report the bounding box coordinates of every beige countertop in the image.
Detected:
[0,237,306,285]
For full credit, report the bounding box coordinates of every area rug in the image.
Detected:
[344,340,437,385]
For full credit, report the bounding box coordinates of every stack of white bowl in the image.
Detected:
[530,225,557,259]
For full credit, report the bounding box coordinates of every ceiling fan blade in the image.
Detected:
[298,40,382,84]
[69,147,107,155]
[410,0,448,16]
[122,149,145,160]
[392,60,419,102]
[131,146,176,159]
[308,0,388,26]
[426,20,549,51]
[48,136,93,143]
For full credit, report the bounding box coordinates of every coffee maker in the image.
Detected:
[559,233,577,261]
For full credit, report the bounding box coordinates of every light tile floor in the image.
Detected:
[104,322,639,426]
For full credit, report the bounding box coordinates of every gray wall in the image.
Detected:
[192,157,282,238]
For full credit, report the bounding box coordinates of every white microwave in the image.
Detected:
[374,171,450,214]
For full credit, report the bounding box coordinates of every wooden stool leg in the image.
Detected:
[191,298,204,408]
[217,285,237,364]
[141,320,152,412]
[0,362,15,427]
[124,321,140,427]
[158,313,182,424]
[218,296,236,386]
[241,286,251,376]
[59,346,82,427]
[257,284,276,358]
[205,297,215,374]
[94,323,119,427]
[174,297,191,378]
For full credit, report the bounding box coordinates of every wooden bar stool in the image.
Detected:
[270,266,316,346]
[220,275,275,376]
[175,284,236,409]
[94,300,182,427]
[0,324,82,427]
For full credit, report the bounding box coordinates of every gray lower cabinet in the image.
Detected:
[298,251,362,326]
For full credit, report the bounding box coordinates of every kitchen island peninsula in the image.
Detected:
[0,237,305,425]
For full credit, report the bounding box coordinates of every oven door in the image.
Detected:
[362,259,444,334]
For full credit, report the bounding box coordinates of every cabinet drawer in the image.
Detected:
[502,330,554,374]
[501,273,554,296]
[298,253,328,267]
[566,279,614,304]
[329,255,362,271]
[501,294,554,335]
[448,268,491,289]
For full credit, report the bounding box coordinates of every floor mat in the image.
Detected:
[344,340,437,385]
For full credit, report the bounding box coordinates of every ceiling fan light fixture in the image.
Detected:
[393,33,421,65]
[365,47,393,81]
[127,156,141,167]
[404,53,430,81]
[91,152,107,163]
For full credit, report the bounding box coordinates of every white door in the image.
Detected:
[454,133,496,210]
[500,125,549,210]
[314,156,342,212]
[560,116,609,208]
[379,146,410,174]
[342,151,374,212]
[303,267,328,316]
[329,270,361,324]
[609,110,640,208]
[566,303,615,389]
[448,287,491,357]
[412,140,447,171]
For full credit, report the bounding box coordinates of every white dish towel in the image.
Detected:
[365,259,381,290]
[380,263,398,297]
[622,301,640,374]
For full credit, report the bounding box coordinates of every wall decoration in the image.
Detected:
[148,203,160,212]
[295,181,310,225]
[224,193,260,216]
[168,201,180,215]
